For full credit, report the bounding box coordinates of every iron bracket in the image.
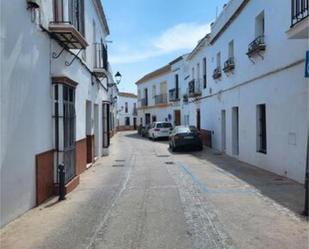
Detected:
[65,49,83,66]
[52,46,66,59]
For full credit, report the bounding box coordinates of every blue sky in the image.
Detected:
[102,0,227,93]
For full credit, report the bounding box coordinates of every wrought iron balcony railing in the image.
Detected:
[247,35,266,57]
[291,0,309,27]
[188,79,202,97]
[169,88,180,102]
[49,0,87,50]
[223,57,235,73]
[93,43,108,71]
[155,94,168,105]
[141,98,148,107]
[212,67,222,79]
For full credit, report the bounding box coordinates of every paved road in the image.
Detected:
[1,131,308,249]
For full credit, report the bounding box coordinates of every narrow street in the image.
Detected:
[1,131,308,249]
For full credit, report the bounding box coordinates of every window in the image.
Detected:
[203,57,207,88]
[53,82,76,183]
[138,90,141,99]
[228,40,234,58]
[192,67,195,80]
[175,74,179,99]
[216,52,221,68]
[255,11,265,38]
[71,0,85,35]
[152,85,156,98]
[257,104,267,154]
[125,117,130,126]
[197,63,200,81]
[125,102,128,113]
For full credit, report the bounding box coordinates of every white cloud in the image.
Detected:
[110,22,210,64]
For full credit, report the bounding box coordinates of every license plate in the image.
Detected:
[162,130,169,133]
[184,136,194,139]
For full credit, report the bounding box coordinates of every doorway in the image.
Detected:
[102,102,110,148]
[232,107,239,155]
[221,110,226,152]
[133,117,137,130]
[94,104,99,158]
[174,110,181,126]
[86,101,93,164]
[196,109,201,130]
[145,113,151,125]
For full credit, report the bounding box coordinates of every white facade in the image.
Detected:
[136,0,308,184]
[137,66,173,125]
[185,0,308,183]
[116,93,138,129]
[1,0,114,226]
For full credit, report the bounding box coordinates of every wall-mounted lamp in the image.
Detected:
[107,71,122,87]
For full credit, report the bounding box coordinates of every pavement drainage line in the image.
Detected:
[166,161,235,249]
[85,154,136,249]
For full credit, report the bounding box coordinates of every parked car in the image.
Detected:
[141,124,151,137]
[148,122,173,140]
[169,126,203,152]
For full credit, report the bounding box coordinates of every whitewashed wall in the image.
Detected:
[197,0,308,183]
[0,0,110,227]
[117,95,137,127]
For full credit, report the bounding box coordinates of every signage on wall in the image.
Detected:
[305,51,309,78]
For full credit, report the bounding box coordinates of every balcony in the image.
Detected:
[49,0,88,49]
[212,67,222,79]
[287,0,309,39]
[169,88,180,102]
[223,57,235,73]
[188,79,202,97]
[155,94,168,105]
[93,43,108,77]
[141,98,148,107]
[246,35,266,57]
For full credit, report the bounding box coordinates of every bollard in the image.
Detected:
[58,164,66,201]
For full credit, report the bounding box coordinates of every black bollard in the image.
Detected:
[58,164,66,201]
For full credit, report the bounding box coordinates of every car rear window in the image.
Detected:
[176,127,191,133]
[157,123,172,128]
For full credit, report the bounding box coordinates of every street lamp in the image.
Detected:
[107,71,122,87]
[115,71,122,84]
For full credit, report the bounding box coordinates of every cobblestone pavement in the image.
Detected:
[1,131,308,249]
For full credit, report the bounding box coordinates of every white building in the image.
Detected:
[187,0,308,183]
[136,0,308,184]
[1,0,116,227]
[116,92,138,131]
[136,65,172,125]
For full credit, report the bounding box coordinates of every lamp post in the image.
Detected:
[107,71,122,87]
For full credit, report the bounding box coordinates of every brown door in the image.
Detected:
[174,110,181,126]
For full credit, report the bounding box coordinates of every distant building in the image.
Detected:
[117,92,138,131]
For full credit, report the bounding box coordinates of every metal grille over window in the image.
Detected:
[53,84,76,184]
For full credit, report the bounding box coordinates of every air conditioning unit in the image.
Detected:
[27,0,40,9]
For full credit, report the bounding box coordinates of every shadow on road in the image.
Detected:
[190,148,306,218]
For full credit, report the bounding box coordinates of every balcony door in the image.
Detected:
[69,0,85,35]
